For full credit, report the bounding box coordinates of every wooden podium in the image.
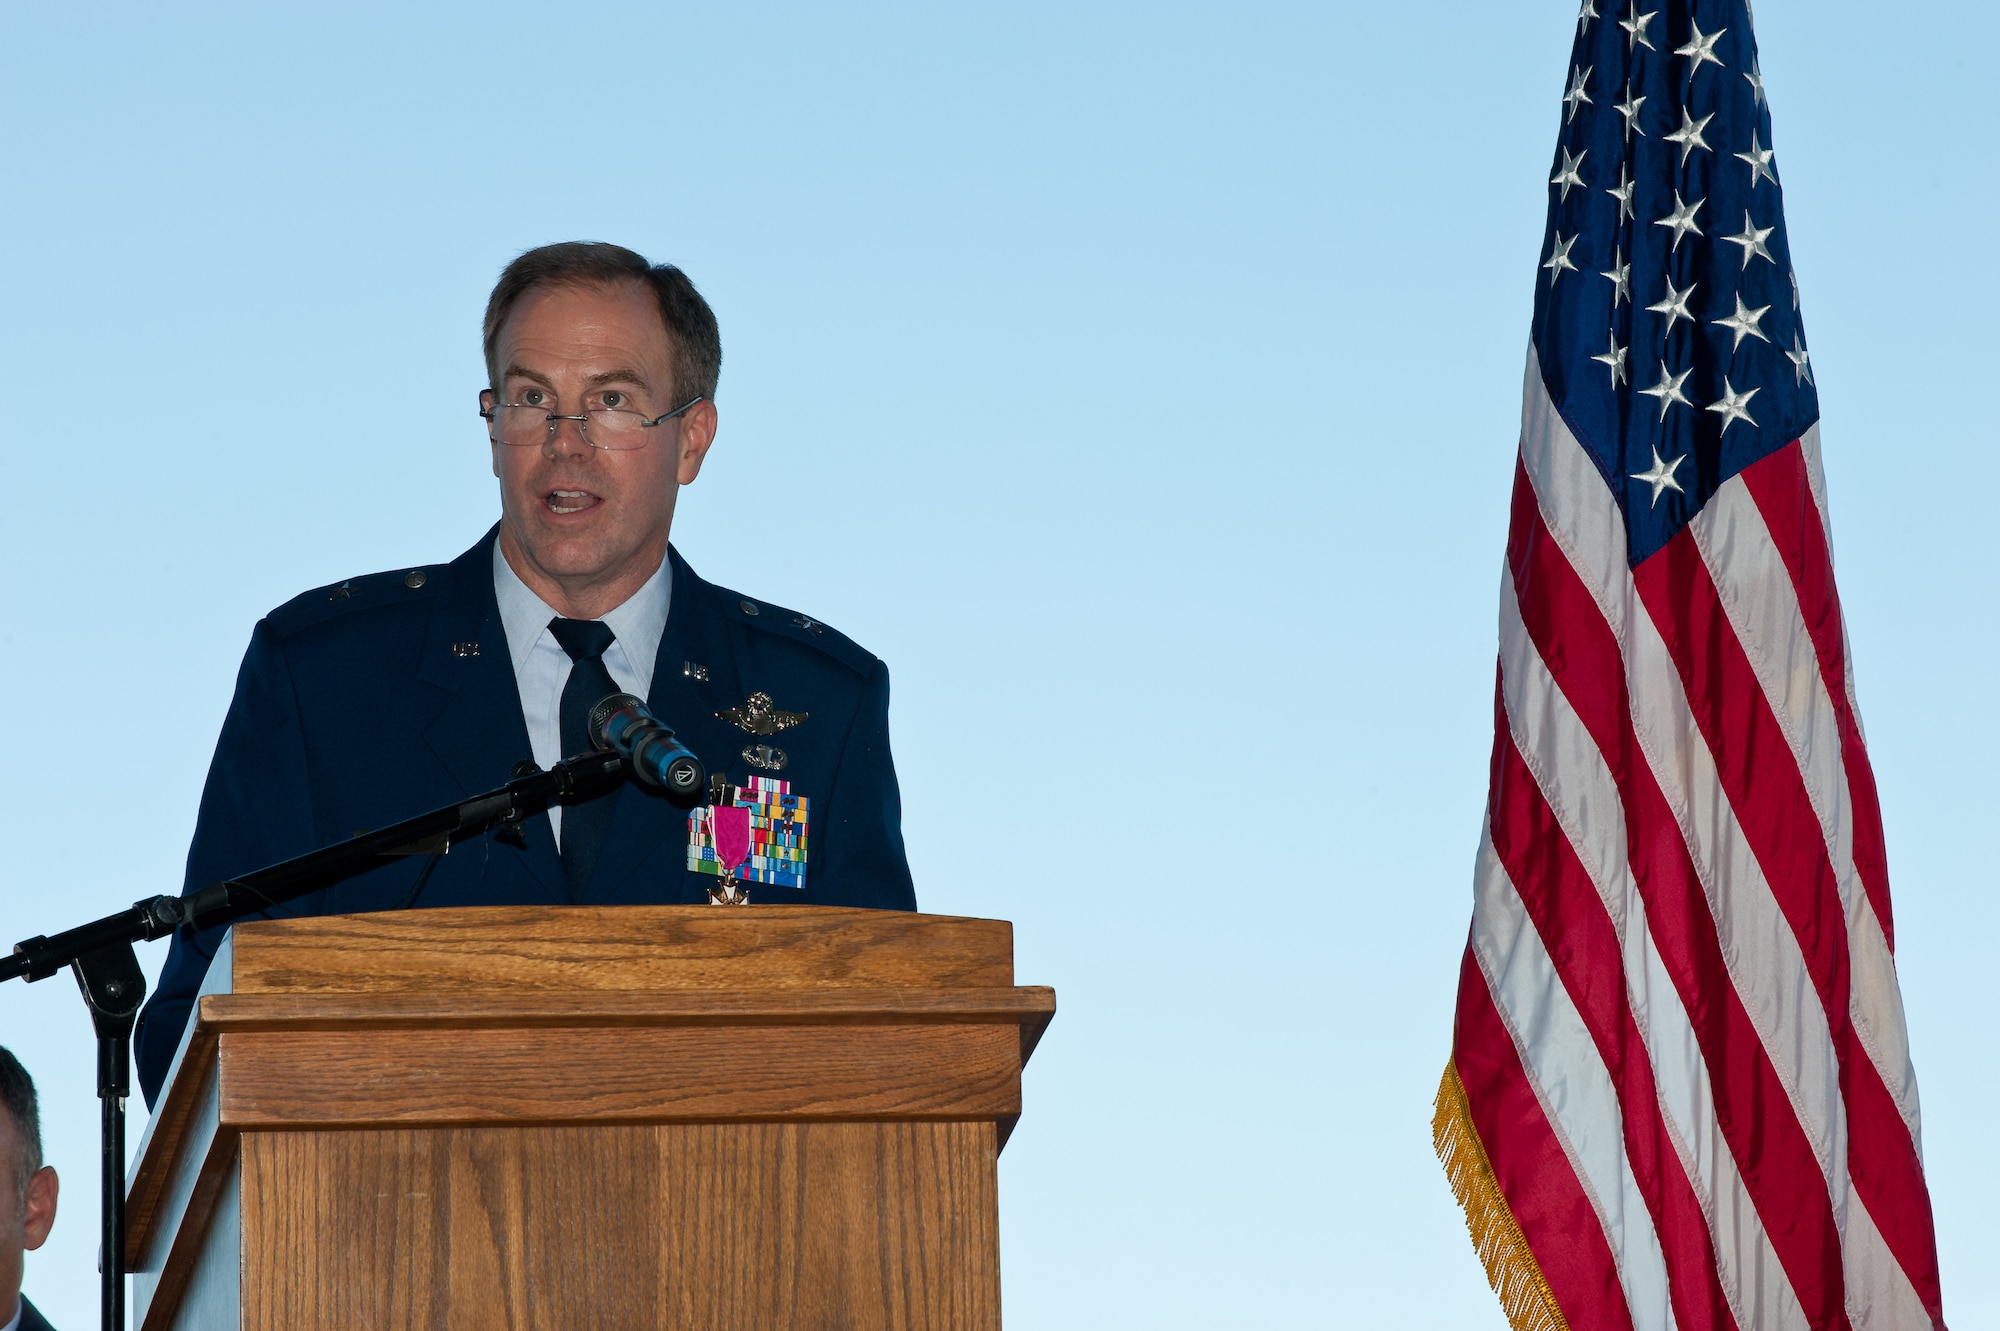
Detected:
[125,906,1055,1330]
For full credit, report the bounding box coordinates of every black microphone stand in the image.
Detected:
[0,747,632,1331]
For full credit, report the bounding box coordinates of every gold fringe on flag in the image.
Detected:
[1433,1060,1572,1331]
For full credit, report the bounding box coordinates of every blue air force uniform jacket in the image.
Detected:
[134,529,917,1106]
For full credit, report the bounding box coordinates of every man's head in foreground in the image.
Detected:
[480,241,723,622]
[0,1048,57,1324]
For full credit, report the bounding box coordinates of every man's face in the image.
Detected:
[0,1113,56,1317]
[486,279,717,618]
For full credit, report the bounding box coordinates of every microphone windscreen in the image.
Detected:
[586,693,646,750]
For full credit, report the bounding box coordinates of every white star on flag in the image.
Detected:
[1673,20,1726,76]
[1552,148,1588,200]
[1787,333,1814,385]
[1723,211,1775,266]
[1735,131,1778,188]
[1713,293,1772,350]
[1637,362,1693,419]
[1619,3,1658,49]
[1706,375,1760,431]
[1592,333,1630,386]
[1629,444,1688,504]
[1663,107,1714,165]
[1606,163,1636,221]
[1615,87,1646,136]
[1601,247,1632,304]
[1646,275,1697,332]
[1564,66,1594,121]
[1654,190,1705,249]
[1544,231,1579,285]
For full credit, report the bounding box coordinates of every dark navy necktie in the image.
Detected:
[549,617,620,899]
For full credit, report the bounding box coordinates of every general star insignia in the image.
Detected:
[718,691,809,736]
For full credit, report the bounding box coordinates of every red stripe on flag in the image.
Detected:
[1453,941,1636,1331]
[1487,674,1741,1331]
[1737,443,1896,951]
[1507,466,1851,1330]
[1637,530,1944,1327]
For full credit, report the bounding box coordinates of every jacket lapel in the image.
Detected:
[419,527,566,901]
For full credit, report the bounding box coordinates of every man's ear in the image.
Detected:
[483,390,502,478]
[22,1166,55,1250]
[676,400,720,486]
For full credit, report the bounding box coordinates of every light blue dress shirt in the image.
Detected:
[492,543,671,847]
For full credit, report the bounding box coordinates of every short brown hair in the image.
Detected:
[482,241,722,405]
[0,1046,41,1202]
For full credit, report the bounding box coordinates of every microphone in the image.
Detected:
[587,693,707,802]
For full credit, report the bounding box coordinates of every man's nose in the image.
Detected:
[544,413,592,458]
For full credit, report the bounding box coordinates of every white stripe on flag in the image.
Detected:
[1843,1194,1939,1330]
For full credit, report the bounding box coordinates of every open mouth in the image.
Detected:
[545,489,602,515]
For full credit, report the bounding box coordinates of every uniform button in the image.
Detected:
[739,600,759,615]
[404,570,427,589]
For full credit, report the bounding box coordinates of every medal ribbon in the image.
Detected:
[711,802,752,880]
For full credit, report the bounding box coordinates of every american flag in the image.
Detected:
[1433,4,1947,1330]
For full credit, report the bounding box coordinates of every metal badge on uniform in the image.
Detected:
[742,744,786,771]
[688,777,808,898]
[717,692,807,736]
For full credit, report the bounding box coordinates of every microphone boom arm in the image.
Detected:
[1,745,625,984]
[2,719,703,1331]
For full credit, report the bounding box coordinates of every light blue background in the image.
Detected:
[0,3,1991,1327]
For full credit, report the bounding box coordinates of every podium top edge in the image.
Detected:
[219,905,1018,996]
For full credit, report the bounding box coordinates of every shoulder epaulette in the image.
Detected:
[710,583,878,678]
[264,562,447,640]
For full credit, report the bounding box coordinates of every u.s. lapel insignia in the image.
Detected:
[742,744,787,771]
[717,691,807,736]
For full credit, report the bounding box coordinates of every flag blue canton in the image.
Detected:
[1535,0,1817,567]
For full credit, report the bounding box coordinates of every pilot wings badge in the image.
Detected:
[717,691,807,737]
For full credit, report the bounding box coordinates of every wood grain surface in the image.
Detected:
[225,906,1015,993]
[216,1021,1022,1126]
[237,1121,1000,1330]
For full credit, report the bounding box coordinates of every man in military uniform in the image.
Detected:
[0,1048,58,1331]
[135,243,916,1106]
